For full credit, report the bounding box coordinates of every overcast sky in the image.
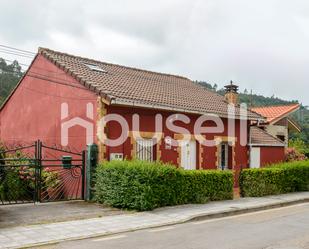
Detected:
[1,0,308,105]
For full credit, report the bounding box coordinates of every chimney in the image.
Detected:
[224,81,239,105]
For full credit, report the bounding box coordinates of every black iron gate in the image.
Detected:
[0,140,85,205]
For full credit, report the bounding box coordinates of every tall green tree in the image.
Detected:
[0,58,23,106]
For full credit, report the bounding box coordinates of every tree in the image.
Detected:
[288,138,308,155]
[0,58,23,106]
[213,83,218,91]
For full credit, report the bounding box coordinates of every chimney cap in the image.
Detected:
[224,80,239,93]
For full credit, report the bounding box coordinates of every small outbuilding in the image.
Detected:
[249,126,285,168]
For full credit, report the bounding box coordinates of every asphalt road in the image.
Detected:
[36,203,309,249]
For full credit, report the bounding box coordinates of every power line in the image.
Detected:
[22,85,96,100]
[0,45,193,88]
[27,71,79,84]
[0,44,35,55]
[0,49,34,59]
[26,73,87,90]
[1,58,30,67]
[0,44,97,100]
[0,57,70,77]
[1,68,78,84]
[0,47,35,57]
[0,68,80,87]
[0,69,93,99]
[0,57,69,76]
[0,68,26,74]
[0,69,85,89]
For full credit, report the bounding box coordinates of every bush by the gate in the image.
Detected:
[240,160,309,197]
[94,160,233,211]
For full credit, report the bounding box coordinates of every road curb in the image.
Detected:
[185,198,309,222]
[13,196,309,249]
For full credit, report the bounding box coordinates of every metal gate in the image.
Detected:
[0,140,85,205]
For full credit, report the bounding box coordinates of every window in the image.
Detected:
[84,63,107,73]
[136,138,155,162]
[277,135,285,142]
[219,143,229,170]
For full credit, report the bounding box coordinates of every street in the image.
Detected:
[36,203,309,249]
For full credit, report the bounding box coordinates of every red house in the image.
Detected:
[0,48,285,169]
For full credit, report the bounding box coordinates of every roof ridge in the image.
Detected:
[38,47,190,81]
[251,103,300,109]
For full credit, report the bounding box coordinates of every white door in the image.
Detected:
[181,140,196,170]
[250,147,260,168]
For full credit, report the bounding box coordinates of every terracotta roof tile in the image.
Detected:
[251,104,299,123]
[38,47,262,120]
[250,126,285,146]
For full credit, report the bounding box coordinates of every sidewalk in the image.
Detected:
[1,192,308,249]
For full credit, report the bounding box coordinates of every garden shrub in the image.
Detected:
[0,168,28,200]
[285,147,306,162]
[288,138,308,159]
[0,146,35,201]
[240,160,309,197]
[94,160,233,211]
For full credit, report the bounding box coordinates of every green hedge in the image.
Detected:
[240,161,309,197]
[94,160,233,211]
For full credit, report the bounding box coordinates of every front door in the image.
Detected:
[181,140,196,170]
[250,147,260,168]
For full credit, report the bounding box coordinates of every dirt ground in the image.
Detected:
[0,201,129,228]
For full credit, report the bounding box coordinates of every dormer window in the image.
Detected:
[84,63,107,73]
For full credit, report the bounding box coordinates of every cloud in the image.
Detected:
[0,0,308,105]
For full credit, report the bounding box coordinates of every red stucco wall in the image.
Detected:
[260,146,285,167]
[0,54,98,152]
[106,105,249,169]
